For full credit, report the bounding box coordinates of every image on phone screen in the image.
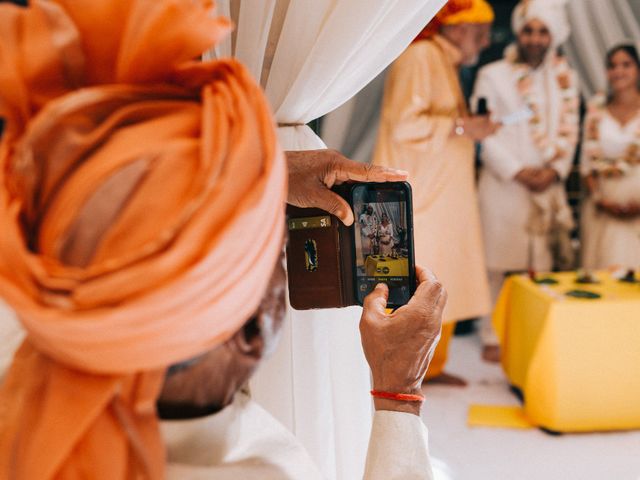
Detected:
[352,183,414,306]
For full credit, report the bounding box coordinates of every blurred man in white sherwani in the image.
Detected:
[472,0,580,362]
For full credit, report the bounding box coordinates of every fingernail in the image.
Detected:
[387,168,408,175]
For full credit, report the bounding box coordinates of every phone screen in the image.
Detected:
[351,183,415,306]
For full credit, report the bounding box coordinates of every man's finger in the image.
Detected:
[363,283,389,318]
[408,268,445,309]
[313,188,354,225]
[333,156,408,183]
[415,265,437,285]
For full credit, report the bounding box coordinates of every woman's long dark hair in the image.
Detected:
[606,44,640,70]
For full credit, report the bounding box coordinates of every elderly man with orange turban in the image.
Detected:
[373,0,498,386]
[0,1,448,479]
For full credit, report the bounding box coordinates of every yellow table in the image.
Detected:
[493,271,640,432]
[364,255,408,277]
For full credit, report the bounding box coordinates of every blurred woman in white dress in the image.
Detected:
[378,214,395,257]
[582,45,640,270]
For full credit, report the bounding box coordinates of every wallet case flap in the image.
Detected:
[286,206,355,310]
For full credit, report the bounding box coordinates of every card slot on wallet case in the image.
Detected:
[286,204,356,310]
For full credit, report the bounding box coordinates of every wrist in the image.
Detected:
[373,397,422,416]
[370,385,423,416]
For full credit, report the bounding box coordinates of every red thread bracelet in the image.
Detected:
[370,390,424,402]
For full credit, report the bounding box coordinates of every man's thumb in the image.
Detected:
[363,283,389,316]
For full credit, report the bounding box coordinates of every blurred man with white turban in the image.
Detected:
[472,0,580,361]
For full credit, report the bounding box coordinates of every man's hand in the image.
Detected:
[584,174,598,195]
[532,167,560,192]
[597,200,640,219]
[457,115,501,141]
[286,150,408,225]
[515,167,559,192]
[359,266,447,416]
[515,167,536,187]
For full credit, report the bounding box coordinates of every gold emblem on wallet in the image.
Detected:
[288,215,331,230]
[304,239,318,272]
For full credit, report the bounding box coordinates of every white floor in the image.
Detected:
[421,333,640,480]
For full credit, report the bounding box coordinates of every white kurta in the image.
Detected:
[0,314,434,480]
[472,59,578,272]
[162,393,436,480]
[581,112,640,270]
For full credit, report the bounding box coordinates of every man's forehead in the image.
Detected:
[522,18,550,33]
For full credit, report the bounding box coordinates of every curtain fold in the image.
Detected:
[322,70,388,163]
[206,2,447,479]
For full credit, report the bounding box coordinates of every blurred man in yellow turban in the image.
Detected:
[373,0,498,386]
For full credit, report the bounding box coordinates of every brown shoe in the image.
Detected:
[482,345,501,363]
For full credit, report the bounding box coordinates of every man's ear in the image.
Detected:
[230,316,264,359]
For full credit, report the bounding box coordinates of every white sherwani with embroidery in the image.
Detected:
[472,59,579,272]
[472,55,579,345]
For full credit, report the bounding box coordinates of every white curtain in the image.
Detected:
[206,1,447,479]
[322,69,388,163]
[565,0,640,97]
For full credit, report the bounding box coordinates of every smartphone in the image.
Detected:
[286,181,416,310]
[351,182,416,307]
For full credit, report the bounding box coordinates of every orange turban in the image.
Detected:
[0,1,285,479]
[414,0,495,41]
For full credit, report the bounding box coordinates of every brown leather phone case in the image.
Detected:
[286,203,356,310]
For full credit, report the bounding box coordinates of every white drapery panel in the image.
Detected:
[206,2,447,479]
[208,0,447,147]
[322,70,388,163]
[566,0,640,97]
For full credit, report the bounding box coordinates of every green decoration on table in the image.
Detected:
[566,289,601,300]
[534,277,559,285]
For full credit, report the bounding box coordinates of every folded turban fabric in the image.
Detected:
[0,1,286,478]
[512,0,571,47]
[414,0,495,42]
